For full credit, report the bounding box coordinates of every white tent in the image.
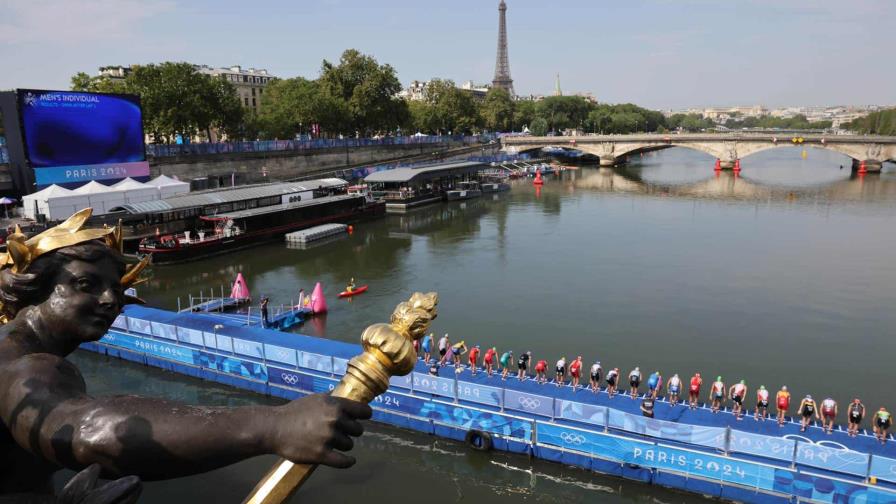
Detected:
[146,174,190,198]
[21,185,91,221]
[112,178,159,204]
[71,181,126,215]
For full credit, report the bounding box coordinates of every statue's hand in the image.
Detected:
[267,394,372,468]
[58,464,142,504]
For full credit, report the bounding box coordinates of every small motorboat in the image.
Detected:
[338,285,369,298]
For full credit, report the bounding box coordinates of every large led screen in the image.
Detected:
[18,89,148,186]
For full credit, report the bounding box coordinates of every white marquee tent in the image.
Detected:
[22,185,90,220]
[71,181,126,215]
[112,177,160,204]
[145,175,190,198]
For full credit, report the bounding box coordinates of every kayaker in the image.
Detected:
[729,380,747,420]
[450,340,468,367]
[847,399,865,437]
[821,398,838,434]
[667,374,682,406]
[874,407,891,444]
[438,334,450,364]
[421,333,433,363]
[517,351,531,380]
[590,361,603,392]
[629,367,642,398]
[710,377,725,413]
[468,345,481,374]
[754,385,770,421]
[647,371,662,399]
[535,359,548,384]
[776,386,791,426]
[483,347,497,377]
[606,368,620,397]
[555,357,567,386]
[798,395,819,432]
[346,278,355,293]
[569,356,583,389]
[689,373,702,410]
[500,350,513,380]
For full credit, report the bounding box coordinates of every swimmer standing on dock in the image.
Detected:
[468,345,480,374]
[689,373,702,409]
[667,374,682,406]
[710,377,725,413]
[729,380,747,420]
[629,367,641,398]
[570,356,583,389]
[555,357,567,386]
[874,407,891,444]
[421,333,433,363]
[799,395,819,432]
[517,351,531,380]
[590,361,603,392]
[776,386,791,426]
[755,385,770,421]
[483,347,497,376]
[500,350,513,380]
[821,397,838,434]
[848,399,865,437]
[535,358,548,384]
[606,367,620,397]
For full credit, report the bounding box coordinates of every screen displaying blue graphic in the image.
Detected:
[18,90,145,168]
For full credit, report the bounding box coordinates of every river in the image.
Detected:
[69,147,896,502]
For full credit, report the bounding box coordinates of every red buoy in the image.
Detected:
[347,225,354,234]
[733,159,741,172]
[859,160,867,174]
[714,159,721,171]
[533,169,544,186]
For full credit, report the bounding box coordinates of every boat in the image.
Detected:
[85,305,896,504]
[480,182,510,193]
[444,181,482,201]
[139,192,385,264]
[338,285,368,297]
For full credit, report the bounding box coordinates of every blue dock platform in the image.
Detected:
[81,305,896,504]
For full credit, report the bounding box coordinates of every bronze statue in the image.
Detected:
[0,209,372,501]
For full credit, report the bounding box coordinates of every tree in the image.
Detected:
[70,72,126,94]
[480,88,515,132]
[529,117,549,136]
[319,49,408,135]
[514,100,536,131]
[419,79,480,135]
[843,109,896,135]
[535,96,594,133]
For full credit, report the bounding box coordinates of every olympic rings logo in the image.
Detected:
[518,396,541,409]
[560,432,586,445]
[281,373,299,385]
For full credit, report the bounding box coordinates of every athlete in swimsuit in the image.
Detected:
[754,385,770,421]
[483,347,497,377]
[534,359,548,384]
[468,345,480,374]
[798,395,819,432]
[569,356,583,389]
[847,399,865,437]
[689,373,702,409]
[629,367,642,398]
[437,334,450,364]
[710,377,725,413]
[776,386,791,426]
[606,368,620,398]
[648,371,663,399]
[821,398,838,434]
[500,350,513,380]
[590,361,603,392]
[517,351,531,380]
[729,380,747,420]
[450,340,467,367]
[555,357,567,385]
[421,333,433,363]
[667,374,682,406]
[874,408,891,444]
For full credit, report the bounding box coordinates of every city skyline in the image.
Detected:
[1,0,894,109]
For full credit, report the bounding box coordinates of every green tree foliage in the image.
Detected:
[666,113,714,132]
[414,79,480,135]
[480,88,515,132]
[842,109,896,135]
[70,72,127,94]
[529,117,549,136]
[319,49,408,135]
[513,100,536,131]
[724,114,832,130]
[535,96,592,132]
[256,77,349,139]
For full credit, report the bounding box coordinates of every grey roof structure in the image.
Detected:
[363,161,486,184]
[112,178,347,214]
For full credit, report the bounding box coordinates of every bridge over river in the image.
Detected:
[502,133,896,171]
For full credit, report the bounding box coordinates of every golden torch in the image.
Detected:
[243,292,439,504]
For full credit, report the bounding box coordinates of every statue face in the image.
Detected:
[37,255,125,342]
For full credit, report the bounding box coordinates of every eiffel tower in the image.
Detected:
[491,0,514,96]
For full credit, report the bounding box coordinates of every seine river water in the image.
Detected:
[70,147,896,502]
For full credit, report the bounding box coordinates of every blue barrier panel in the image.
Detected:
[269,366,338,394]
[795,441,869,477]
[176,326,205,347]
[870,454,896,484]
[215,334,233,353]
[412,372,455,400]
[150,322,177,341]
[333,357,349,376]
[390,373,413,390]
[127,317,151,335]
[202,332,217,348]
[263,343,298,366]
[771,468,896,504]
[608,409,726,449]
[729,429,796,463]
[198,352,268,382]
[299,351,332,373]
[373,390,426,415]
[555,399,607,427]
[233,338,264,359]
[456,380,502,408]
[424,401,531,439]
[112,315,128,330]
[504,389,553,418]
[101,331,199,366]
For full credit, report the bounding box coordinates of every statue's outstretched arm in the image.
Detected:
[0,353,371,480]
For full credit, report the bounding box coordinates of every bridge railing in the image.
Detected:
[146,134,496,158]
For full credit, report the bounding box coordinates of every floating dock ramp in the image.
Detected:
[83,305,896,504]
[285,224,347,245]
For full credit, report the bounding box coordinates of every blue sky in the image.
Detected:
[1,0,893,109]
